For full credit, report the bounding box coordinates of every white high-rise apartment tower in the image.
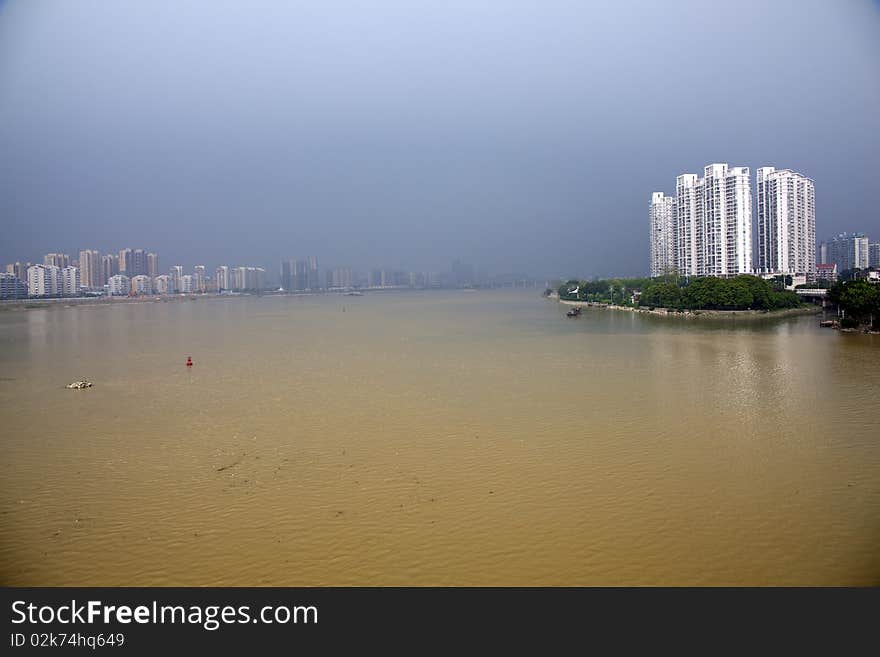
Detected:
[668,164,752,277]
[675,174,700,276]
[756,167,815,277]
[701,164,752,276]
[649,192,676,277]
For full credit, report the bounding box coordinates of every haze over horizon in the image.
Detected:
[1,0,879,279]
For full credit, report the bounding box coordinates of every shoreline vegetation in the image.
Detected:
[552,273,879,330]
[554,274,817,321]
[557,297,820,320]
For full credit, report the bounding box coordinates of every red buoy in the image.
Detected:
[186,356,193,367]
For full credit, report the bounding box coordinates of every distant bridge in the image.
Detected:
[795,288,829,305]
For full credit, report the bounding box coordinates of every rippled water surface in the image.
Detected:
[1,290,878,585]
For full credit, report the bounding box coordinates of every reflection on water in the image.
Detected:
[0,290,878,585]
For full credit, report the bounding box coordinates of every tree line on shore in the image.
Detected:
[555,273,879,327]
[557,275,801,312]
[827,279,880,328]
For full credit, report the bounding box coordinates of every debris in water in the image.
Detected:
[216,454,245,472]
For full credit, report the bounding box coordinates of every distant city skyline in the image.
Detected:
[3,243,543,299]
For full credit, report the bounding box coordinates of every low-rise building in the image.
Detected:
[180,274,195,293]
[131,274,153,295]
[27,264,62,297]
[107,274,131,296]
[0,273,28,299]
[815,263,838,283]
[153,274,172,295]
[61,266,79,296]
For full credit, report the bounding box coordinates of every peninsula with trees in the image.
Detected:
[554,272,879,329]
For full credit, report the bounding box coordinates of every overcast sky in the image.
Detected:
[1,0,879,279]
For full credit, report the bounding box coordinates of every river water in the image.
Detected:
[1,290,877,585]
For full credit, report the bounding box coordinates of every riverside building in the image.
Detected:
[27,264,62,296]
[107,274,131,296]
[756,168,816,277]
[153,274,172,295]
[656,164,754,277]
[131,274,152,295]
[0,273,28,299]
[649,192,676,277]
[61,266,79,296]
[215,266,230,292]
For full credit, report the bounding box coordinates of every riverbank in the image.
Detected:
[0,293,238,312]
[558,298,821,320]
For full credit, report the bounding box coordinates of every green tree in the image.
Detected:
[832,280,879,325]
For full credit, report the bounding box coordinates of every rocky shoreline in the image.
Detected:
[558,298,822,320]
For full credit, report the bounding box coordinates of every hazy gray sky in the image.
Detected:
[1,0,879,278]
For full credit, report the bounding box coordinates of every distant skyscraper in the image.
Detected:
[118,248,133,274]
[307,256,319,290]
[232,266,265,291]
[819,233,870,272]
[215,266,230,292]
[169,265,184,293]
[295,260,307,291]
[101,254,118,284]
[79,249,103,288]
[756,167,816,277]
[147,253,160,278]
[869,242,880,268]
[43,253,70,269]
[179,274,195,293]
[233,267,246,291]
[7,262,32,282]
[281,259,310,291]
[326,268,353,289]
[649,192,676,277]
[193,265,206,293]
[130,249,148,276]
[280,260,295,292]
